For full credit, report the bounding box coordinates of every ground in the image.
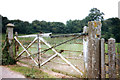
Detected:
[17,62,74,78]
[0,66,25,79]
[0,62,74,79]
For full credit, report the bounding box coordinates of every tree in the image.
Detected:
[102,18,120,42]
[108,18,120,42]
[66,19,87,33]
[86,8,104,21]
[2,17,10,33]
[49,22,66,33]
[32,20,41,33]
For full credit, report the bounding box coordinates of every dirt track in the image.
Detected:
[0,66,25,79]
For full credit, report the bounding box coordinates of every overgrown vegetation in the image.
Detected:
[2,34,16,65]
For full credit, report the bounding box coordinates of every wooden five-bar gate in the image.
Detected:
[6,21,120,78]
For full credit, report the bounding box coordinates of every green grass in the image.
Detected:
[8,64,55,78]
[105,43,120,53]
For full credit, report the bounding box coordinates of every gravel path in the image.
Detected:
[0,66,25,79]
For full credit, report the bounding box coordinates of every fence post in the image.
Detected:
[101,38,105,78]
[6,23,15,58]
[108,38,116,78]
[87,21,102,78]
[83,26,89,77]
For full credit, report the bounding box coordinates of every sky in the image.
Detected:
[0,0,120,23]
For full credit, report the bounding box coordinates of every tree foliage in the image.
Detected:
[86,8,104,21]
[102,18,120,42]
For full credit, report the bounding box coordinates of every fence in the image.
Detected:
[83,21,120,78]
[101,38,120,78]
[3,21,120,78]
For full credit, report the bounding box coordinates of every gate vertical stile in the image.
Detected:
[83,26,89,78]
[37,34,40,68]
[15,32,18,57]
[40,34,42,68]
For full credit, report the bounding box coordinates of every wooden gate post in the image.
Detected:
[87,21,102,78]
[108,38,116,78]
[0,15,2,65]
[6,23,15,58]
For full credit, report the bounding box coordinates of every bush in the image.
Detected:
[2,35,16,65]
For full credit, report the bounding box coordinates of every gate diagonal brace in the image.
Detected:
[40,50,64,66]
[14,36,38,66]
[15,37,38,59]
[39,37,83,76]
